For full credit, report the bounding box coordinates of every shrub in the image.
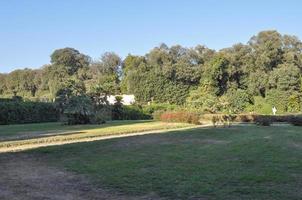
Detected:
[120,105,151,120]
[290,116,302,126]
[287,93,302,113]
[266,90,288,113]
[110,104,151,121]
[160,111,200,125]
[0,98,14,103]
[0,101,59,125]
[254,116,272,126]
[94,107,112,123]
[112,96,124,120]
[203,113,254,124]
[222,114,237,127]
[247,96,272,115]
[64,95,95,125]
[205,114,236,127]
[223,89,253,113]
[202,113,302,126]
[236,114,257,122]
[152,110,165,121]
[142,103,177,116]
[211,115,219,127]
[186,90,221,113]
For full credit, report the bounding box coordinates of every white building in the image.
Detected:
[107,95,135,105]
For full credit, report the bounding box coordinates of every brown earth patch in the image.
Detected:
[0,153,162,200]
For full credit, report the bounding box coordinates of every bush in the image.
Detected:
[202,114,245,124]
[63,95,112,125]
[0,101,59,125]
[160,111,200,125]
[142,103,177,116]
[287,93,302,113]
[0,98,14,103]
[201,113,302,126]
[120,105,151,120]
[223,89,253,113]
[235,114,257,122]
[110,104,151,120]
[111,96,124,120]
[152,110,165,121]
[266,90,288,113]
[254,116,272,126]
[290,116,302,126]
[94,107,112,123]
[186,90,220,113]
[202,114,236,127]
[63,95,94,125]
[211,115,219,127]
[110,102,175,121]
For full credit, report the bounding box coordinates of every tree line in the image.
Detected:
[1,30,302,115]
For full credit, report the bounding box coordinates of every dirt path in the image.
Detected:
[0,154,162,200]
[0,125,208,153]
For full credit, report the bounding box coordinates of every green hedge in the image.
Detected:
[117,104,178,120]
[201,114,302,126]
[142,103,178,116]
[0,101,59,125]
[0,98,14,103]
[111,105,151,120]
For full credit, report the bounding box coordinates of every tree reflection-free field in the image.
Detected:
[28,125,302,200]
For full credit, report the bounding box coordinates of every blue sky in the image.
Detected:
[0,0,301,73]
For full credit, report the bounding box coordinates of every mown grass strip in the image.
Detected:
[0,122,194,151]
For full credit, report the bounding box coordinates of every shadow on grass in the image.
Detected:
[0,124,200,153]
[0,120,153,141]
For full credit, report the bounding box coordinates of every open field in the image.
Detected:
[0,121,194,152]
[1,122,302,199]
[0,120,181,139]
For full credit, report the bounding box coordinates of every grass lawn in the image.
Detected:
[23,125,302,200]
[0,120,156,139]
[0,121,193,151]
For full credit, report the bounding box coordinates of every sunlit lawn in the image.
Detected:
[0,120,151,139]
[0,121,193,150]
[22,125,302,200]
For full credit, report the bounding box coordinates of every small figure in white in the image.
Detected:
[272,106,277,115]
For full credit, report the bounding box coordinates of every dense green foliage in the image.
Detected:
[0,101,59,125]
[1,30,302,115]
[112,104,151,120]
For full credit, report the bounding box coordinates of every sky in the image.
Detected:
[0,0,302,73]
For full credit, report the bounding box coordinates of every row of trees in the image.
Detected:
[0,48,121,100]
[1,30,302,114]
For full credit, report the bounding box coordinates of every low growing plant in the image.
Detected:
[160,111,200,125]
[254,116,272,126]
[289,116,302,126]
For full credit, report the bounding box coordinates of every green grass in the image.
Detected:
[0,120,150,139]
[23,125,302,199]
[0,121,193,149]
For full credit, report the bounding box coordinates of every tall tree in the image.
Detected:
[249,30,283,71]
[50,48,91,75]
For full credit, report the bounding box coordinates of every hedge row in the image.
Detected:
[201,114,302,126]
[158,111,302,126]
[0,101,59,125]
[159,111,201,125]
